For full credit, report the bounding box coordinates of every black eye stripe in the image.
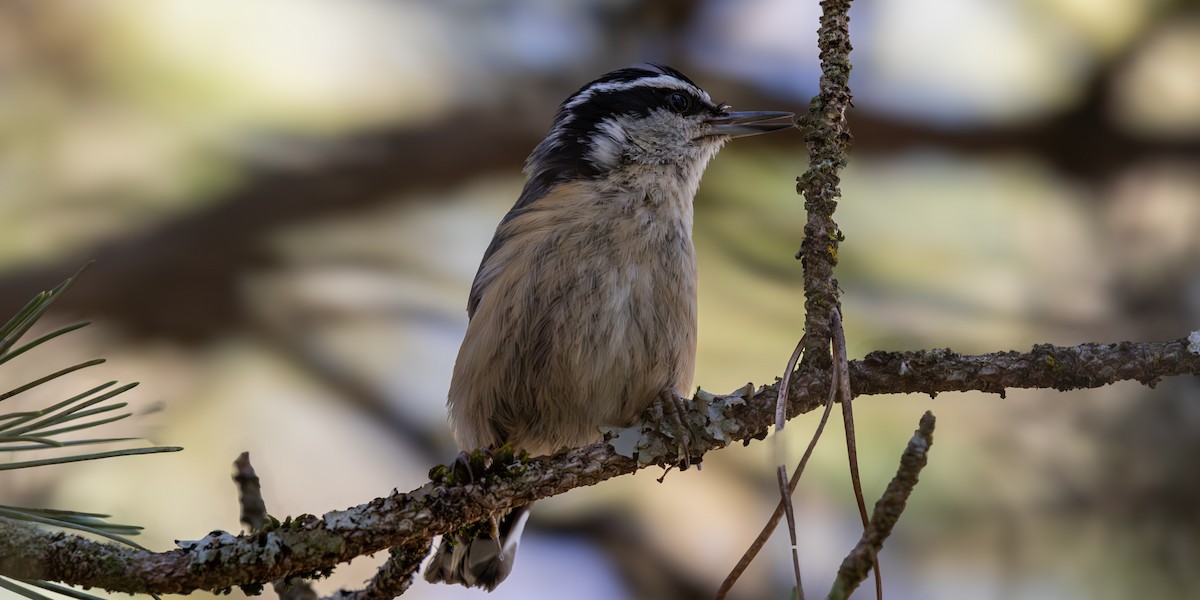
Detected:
[568,88,705,120]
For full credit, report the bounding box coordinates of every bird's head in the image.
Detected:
[523,64,794,197]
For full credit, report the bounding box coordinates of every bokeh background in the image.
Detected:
[2,1,1199,598]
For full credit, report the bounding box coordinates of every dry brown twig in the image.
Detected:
[772,334,808,598]
[718,334,838,600]
[233,453,318,600]
[233,453,427,600]
[832,310,882,599]
[827,412,937,600]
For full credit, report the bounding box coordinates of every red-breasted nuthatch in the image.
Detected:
[425,64,795,590]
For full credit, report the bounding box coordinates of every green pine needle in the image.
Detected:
[1,576,109,600]
[1,382,135,435]
[31,413,133,438]
[0,436,140,451]
[0,359,106,402]
[12,579,111,600]
[0,381,120,432]
[0,263,90,358]
[0,322,90,367]
[0,505,144,536]
[20,578,164,600]
[0,505,148,549]
[0,445,183,471]
[0,577,58,600]
[0,435,63,446]
[0,263,184,559]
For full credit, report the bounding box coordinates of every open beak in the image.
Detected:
[704,110,796,138]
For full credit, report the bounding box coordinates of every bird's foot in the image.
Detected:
[651,388,701,470]
[430,448,497,486]
[454,449,489,482]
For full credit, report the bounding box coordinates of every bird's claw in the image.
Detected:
[437,449,494,485]
[655,388,701,470]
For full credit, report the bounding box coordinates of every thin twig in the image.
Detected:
[831,310,881,598]
[773,335,807,598]
[827,412,935,600]
[233,453,318,600]
[233,452,269,530]
[776,463,803,599]
[775,335,807,433]
[716,340,838,600]
[326,542,430,600]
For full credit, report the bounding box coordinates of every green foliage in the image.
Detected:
[0,263,178,600]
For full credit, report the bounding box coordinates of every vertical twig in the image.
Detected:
[774,336,808,598]
[716,346,838,599]
[794,1,861,594]
[327,542,430,600]
[827,412,936,600]
[233,453,318,600]
[233,453,269,530]
[797,0,854,369]
[831,309,881,597]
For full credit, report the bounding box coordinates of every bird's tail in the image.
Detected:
[424,505,531,591]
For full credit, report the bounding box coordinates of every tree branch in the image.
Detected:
[233,452,319,600]
[827,411,936,600]
[326,542,428,600]
[2,337,1198,595]
[797,0,853,368]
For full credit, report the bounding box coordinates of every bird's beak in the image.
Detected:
[704,110,796,138]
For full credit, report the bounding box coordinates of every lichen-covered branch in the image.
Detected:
[797,0,854,368]
[0,443,639,595]
[827,411,935,600]
[2,337,1199,595]
[327,542,429,600]
[233,452,318,599]
[847,341,1195,397]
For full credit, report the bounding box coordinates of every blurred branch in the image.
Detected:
[827,411,935,600]
[3,27,1199,345]
[0,111,537,341]
[2,336,1198,595]
[251,316,449,461]
[233,453,269,531]
[849,1,1200,183]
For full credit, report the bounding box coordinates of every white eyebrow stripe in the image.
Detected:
[564,75,713,110]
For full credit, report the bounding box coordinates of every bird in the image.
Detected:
[424,64,795,591]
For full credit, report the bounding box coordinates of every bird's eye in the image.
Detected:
[666,92,691,114]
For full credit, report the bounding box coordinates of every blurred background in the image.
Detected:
[1,0,1199,598]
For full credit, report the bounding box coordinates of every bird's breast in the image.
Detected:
[449,179,700,452]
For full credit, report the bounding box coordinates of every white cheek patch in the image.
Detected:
[586,117,628,170]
